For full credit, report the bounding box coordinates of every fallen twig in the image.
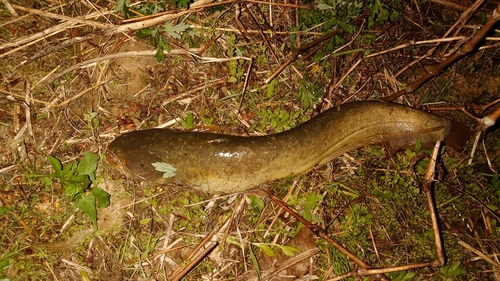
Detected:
[264,139,451,280]
[264,29,344,84]
[10,4,113,29]
[384,2,500,101]
[393,0,485,78]
[0,10,111,55]
[264,190,389,280]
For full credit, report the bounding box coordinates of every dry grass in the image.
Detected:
[1,0,500,280]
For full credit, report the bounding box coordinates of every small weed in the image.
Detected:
[136,21,191,61]
[288,191,324,223]
[266,79,279,98]
[0,243,23,279]
[136,1,167,15]
[255,107,303,133]
[180,112,195,129]
[35,152,110,229]
[256,42,269,66]
[252,242,301,257]
[173,0,193,9]
[486,172,500,212]
[388,270,416,281]
[114,0,132,17]
[342,204,373,237]
[115,0,192,17]
[298,80,322,110]
[227,34,245,83]
[301,0,362,32]
[324,244,351,276]
[439,261,467,280]
[248,195,265,212]
[83,111,99,129]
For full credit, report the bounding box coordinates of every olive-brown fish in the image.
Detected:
[107,101,469,194]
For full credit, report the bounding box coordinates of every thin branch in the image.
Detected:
[10,4,113,29]
[44,49,200,85]
[0,10,111,53]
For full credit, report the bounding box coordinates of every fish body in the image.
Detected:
[108,101,465,194]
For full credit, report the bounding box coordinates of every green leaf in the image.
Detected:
[0,254,10,270]
[77,152,99,181]
[114,0,130,13]
[0,206,10,215]
[276,245,301,257]
[316,1,333,11]
[40,176,53,187]
[249,245,261,279]
[382,191,394,199]
[158,37,172,55]
[76,193,97,227]
[486,204,498,211]
[152,162,177,178]
[414,138,422,152]
[91,187,111,208]
[390,270,415,281]
[64,181,89,200]
[161,21,190,39]
[253,243,276,256]
[180,113,194,129]
[266,79,278,98]
[225,236,242,247]
[136,28,152,38]
[114,0,132,18]
[303,209,312,221]
[370,146,385,156]
[249,195,265,211]
[304,191,324,210]
[298,81,321,110]
[61,162,78,178]
[369,0,390,27]
[312,51,324,63]
[48,155,63,173]
[440,261,467,277]
[140,218,152,225]
[155,46,165,61]
[174,0,192,9]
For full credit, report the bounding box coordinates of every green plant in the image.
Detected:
[439,261,467,280]
[136,1,167,14]
[252,242,301,257]
[288,191,325,223]
[255,107,303,133]
[388,270,416,281]
[83,110,99,129]
[298,80,322,110]
[247,195,266,224]
[114,0,132,18]
[487,172,500,212]
[175,0,193,9]
[136,21,191,61]
[180,112,195,129]
[300,0,362,32]
[342,204,373,237]
[368,0,402,27]
[0,243,23,279]
[39,152,110,229]
[227,34,245,83]
[115,0,193,17]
